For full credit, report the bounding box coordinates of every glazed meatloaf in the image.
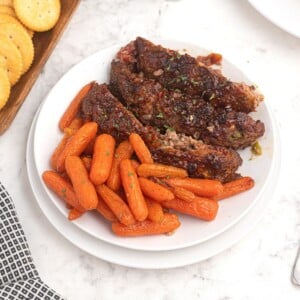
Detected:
[80,82,242,182]
[134,37,263,113]
[110,59,265,149]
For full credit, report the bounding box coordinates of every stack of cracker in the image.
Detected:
[0,0,61,110]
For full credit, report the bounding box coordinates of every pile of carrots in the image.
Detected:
[42,82,255,237]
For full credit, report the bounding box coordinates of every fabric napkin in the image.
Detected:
[0,182,64,300]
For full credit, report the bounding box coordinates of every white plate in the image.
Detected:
[27,107,281,269]
[248,0,300,39]
[33,40,275,252]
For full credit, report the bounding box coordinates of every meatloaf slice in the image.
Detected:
[110,60,265,149]
[80,82,242,182]
[134,37,263,113]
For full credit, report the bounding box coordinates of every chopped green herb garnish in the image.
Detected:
[128,171,134,177]
[156,112,164,119]
[179,75,188,82]
[61,188,67,198]
[164,125,175,132]
[209,93,215,100]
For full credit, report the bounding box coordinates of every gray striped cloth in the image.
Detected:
[0,182,64,300]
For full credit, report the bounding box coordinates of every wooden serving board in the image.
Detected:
[0,0,81,135]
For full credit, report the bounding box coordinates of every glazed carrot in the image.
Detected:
[65,156,98,210]
[51,119,84,170]
[130,159,140,172]
[145,198,164,223]
[165,177,223,198]
[162,197,218,221]
[138,177,174,202]
[119,159,148,221]
[173,186,196,202]
[129,133,153,164]
[50,135,70,170]
[59,82,93,131]
[81,156,92,172]
[112,213,180,237]
[106,141,134,191]
[137,163,188,178]
[90,134,116,185]
[96,195,118,222]
[42,170,84,212]
[212,176,255,201]
[96,184,135,225]
[55,122,98,172]
[63,118,83,136]
[68,208,84,221]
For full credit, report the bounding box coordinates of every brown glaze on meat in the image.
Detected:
[110,60,265,149]
[134,37,263,113]
[80,83,242,182]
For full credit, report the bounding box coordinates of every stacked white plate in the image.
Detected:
[26,40,281,269]
[248,0,300,39]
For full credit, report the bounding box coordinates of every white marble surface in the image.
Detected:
[1,0,300,299]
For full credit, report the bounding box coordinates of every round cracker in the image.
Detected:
[0,13,34,38]
[0,4,16,16]
[14,0,60,32]
[0,23,34,74]
[0,0,13,7]
[0,67,11,110]
[0,54,6,68]
[0,35,22,85]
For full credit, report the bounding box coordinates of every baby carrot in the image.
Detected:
[137,163,188,178]
[42,170,84,212]
[50,135,70,170]
[212,176,255,201]
[106,140,133,191]
[162,197,219,221]
[96,184,135,226]
[59,82,93,131]
[96,195,118,222]
[55,122,98,173]
[165,177,223,198]
[173,186,196,202]
[112,213,180,237]
[120,159,148,221]
[138,177,174,202]
[68,208,84,221]
[129,133,153,164]
[65,156,98,210]
[145,198,164,223]
[63,117,83,136]
[90,134,116,185]
[51,119,84,170]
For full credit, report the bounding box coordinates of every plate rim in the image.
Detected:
[248,0,300,39]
